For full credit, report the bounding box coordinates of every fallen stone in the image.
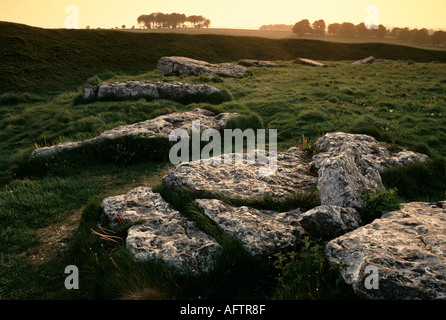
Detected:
[30,108,237,159]
[238,59,278,67]
[157,56,248,77]
[81,80,225,102]
[162,147,317,201]
[101,187,221,273]
[325,201,446,299]
[293,58,326,67]
[298,205,362,241]
[195,198,305,255]
[312,132,428,207]
[352,56,376,65]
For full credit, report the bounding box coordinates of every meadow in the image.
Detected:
[1,22,446,300]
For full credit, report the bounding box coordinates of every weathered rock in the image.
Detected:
[352,56,376,65]
[101,187,221,273]
[30,108,237,159]
[238,59,278,67]
[293,58,326,67]
[162,147,317,201]
[325,201,446,299]
[81,80,224,102]
[298,205,362,241]
[157,56,248,77]
[195,198,304,255]
[312,132,428,207]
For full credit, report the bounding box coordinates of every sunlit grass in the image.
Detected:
[0,59,445,300]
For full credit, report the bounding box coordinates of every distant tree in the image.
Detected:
[338,22,356,38]
[312,19,326,36]
[137,14,146,28]
[389,27,402,39]
[168,13,187,28]
[187,15,204,28]
[203,18,211,28]
[355,22,370,38]
[431,30,446,46]
[372,24,387,39]
[292,19,313,36]
[137,12,210,29]
[155,13,168,28]
[85,25,90,30]
[122,25,126,29]
[327,23,341,36]
[412,28,430,44]
[398,27,411,41]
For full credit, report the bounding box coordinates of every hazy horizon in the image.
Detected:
[0,0,445,31]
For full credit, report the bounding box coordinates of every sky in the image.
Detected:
[0,0,445,30]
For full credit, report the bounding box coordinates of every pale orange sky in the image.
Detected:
[0,0,445,30]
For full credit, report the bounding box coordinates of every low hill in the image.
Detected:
[2,21,446,94]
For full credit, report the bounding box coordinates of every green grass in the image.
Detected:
[1,23,446,300]
[2,21,446,95]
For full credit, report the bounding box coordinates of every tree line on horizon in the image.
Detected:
[137,12,211,29]
[261,19,446,46]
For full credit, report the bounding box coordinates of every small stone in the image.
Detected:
[352,56,376,65]
[238,59,278,67]
[293,58,326,67]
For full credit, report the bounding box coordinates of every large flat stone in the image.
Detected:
[157,56,248,77]
[81,80,223,102]
[325,201,446,299]
[162,147,317,201]
[30,108,237,159]
[101,187,221,273]
[195,198,304,255]
[312,132,429,207]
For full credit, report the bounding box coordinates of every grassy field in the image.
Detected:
[129,27,446,51]
[2,21,446,95]
[1,22,446,300]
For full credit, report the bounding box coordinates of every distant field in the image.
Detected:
[2,22,446,94]
[129,27,446,51]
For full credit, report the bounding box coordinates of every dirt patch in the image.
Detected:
[19,210,82,264]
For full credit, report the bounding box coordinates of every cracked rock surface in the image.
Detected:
[162,147,317,201]
[30,108,237,159]
[157,56,249,77]
[81,80,222,101]
[101,187,221,273]
[325,201,446,299]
